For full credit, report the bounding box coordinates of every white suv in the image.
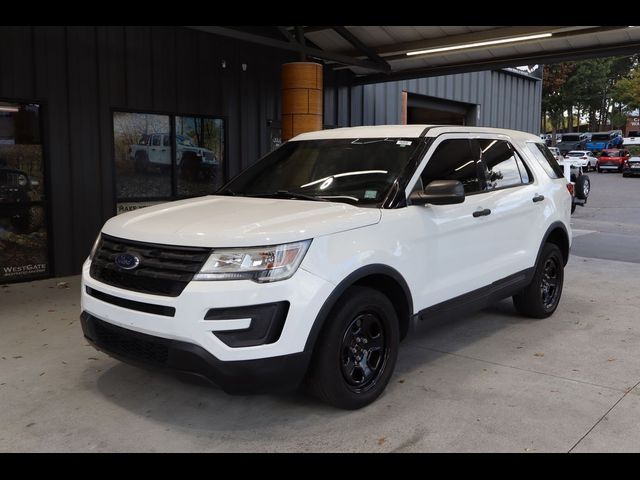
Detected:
[81,125,572,409]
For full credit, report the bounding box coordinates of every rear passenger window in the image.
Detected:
[527,142,564,179]
[421,138,484,194]
[478,139,531,190]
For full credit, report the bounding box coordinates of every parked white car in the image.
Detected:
[81,125,572,409]
[548,146,562,162]
[564,150,597,171]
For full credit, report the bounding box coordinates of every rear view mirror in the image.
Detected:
[409,180,465,206]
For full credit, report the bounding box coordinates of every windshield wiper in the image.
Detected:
[248,190,329,202]
[274,190,330,202]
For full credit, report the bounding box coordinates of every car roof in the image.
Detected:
[291,125,541,142]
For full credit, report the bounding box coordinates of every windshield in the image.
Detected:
[567,152,585,157]
[560,134,581,142]
[600,151,624,157]
[221,138,422,205]
[591,134,610,141]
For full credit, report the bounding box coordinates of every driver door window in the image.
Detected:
[419,138,484,194]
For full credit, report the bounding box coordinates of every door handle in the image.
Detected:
[473,209,492,218]
[532,194,545,203]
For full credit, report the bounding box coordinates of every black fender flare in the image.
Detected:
[303,264,413,353]
[536,221,570,267]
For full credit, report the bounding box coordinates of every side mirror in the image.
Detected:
[409,180,465,206]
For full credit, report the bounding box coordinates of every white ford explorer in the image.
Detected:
[81,125,572,409]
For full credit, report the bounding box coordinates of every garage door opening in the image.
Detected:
[402,92,478,126]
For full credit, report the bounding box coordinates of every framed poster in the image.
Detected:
[0,101,49,282]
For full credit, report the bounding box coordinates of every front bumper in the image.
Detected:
[81,259,335,362]
[81,312,310,393]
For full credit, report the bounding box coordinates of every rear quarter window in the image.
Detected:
[527,142,564,179]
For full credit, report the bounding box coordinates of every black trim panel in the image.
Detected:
[81,312,310,394]
[415,267,535,326]
[86,287,176,317]
[537,221,570,266]
[205,302,290,348]
[304,264,413,352]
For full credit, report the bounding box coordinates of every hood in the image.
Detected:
[102,195,381,247]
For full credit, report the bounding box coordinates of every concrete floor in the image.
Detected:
[1,171,640,452]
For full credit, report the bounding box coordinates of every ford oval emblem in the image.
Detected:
[115,252,140,270]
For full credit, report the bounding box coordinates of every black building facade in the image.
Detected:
[0,26,296,281]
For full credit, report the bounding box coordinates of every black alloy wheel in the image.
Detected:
[306,286,399,409]
[513,243,564,318]
[540,257,561,310]
[340,312,389,392]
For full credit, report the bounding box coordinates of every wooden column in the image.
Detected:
[281,62,323,141]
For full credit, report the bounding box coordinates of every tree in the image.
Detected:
[542,62,574,142]
[612,67,640,111]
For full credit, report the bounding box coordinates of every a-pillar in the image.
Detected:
[281,62,323,141]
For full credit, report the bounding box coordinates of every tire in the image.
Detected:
[513,243,564,319]
[305,286,400,409]
[575,175,590,200]
[134,152,149,173]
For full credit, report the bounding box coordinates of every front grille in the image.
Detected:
[1,171,21,187]
[90,234,210,296]
[92,317,169,365]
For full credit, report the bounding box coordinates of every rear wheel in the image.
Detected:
[513,243,564,318]
[306,286,399,409]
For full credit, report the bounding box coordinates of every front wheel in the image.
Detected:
[306,286,399,409]
[513,243,564,318]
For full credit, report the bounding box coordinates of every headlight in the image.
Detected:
[194,240,311,283]
[17,175,28,187]
[88,234,101,261]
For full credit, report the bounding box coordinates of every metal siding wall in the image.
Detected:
[0,26,295,277]
[66,27,103,270]
[338,86,350,126]
[331,69,541,134]
[350,85,363,126]
[33,26,74,274]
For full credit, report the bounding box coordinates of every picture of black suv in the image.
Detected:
[0,162,42,233]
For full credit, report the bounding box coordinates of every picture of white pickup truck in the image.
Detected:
[128,133,219,180]
[623,130,640,147]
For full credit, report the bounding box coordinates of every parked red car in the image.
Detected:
[597,149,630,173]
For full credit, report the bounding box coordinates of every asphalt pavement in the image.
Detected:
[571,171,640,263]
